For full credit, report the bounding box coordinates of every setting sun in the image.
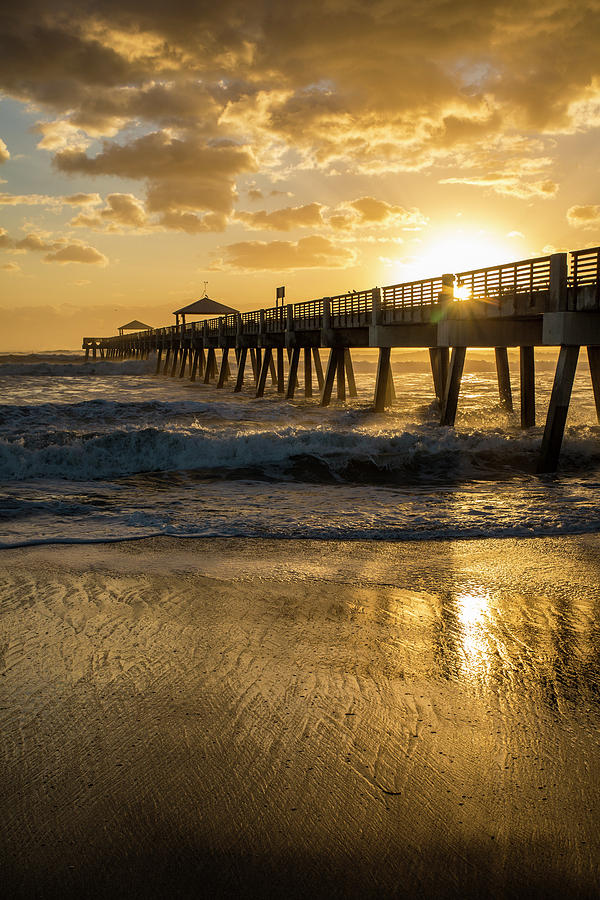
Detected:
[385,228,523,286]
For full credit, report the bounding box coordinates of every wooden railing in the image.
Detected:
[293,298,324,330]
[330,289,373,325]
[93,246,599,345]
[456,255,552,301]
[382,276,444,311]
[570,246,600,307]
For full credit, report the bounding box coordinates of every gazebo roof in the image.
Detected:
[173,296,238,317]
[119,319,151,331]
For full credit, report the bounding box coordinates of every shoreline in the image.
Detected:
[2,534,600,897]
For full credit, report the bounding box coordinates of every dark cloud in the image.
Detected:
[55,131,256,214]
[0,1,598,212]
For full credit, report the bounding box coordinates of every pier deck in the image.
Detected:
[83,246,600,471]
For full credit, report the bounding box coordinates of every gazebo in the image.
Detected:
[173,295,238,327]
[118,319,152,335]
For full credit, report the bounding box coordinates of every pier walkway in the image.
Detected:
[83,246,600,471]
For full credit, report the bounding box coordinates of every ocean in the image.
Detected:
[2,349,600,548]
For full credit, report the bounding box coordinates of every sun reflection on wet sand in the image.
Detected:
[455,587,493,679]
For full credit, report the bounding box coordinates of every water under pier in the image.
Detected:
[83,245,600,472]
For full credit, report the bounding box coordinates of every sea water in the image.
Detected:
[1,349,600,547]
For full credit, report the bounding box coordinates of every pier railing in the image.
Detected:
[89,246,599,347]
[456,255,553,303]
[570,246,600,308]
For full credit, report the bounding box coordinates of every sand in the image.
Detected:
[1,535,600,899]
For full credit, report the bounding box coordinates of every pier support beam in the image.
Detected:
[520,346,535,428]
[234,347,247,392]
[276,348,285,393]
[170,347,179,377]
[538,346,580,473]
[374,347,392,412]
[155,348,162,375]
[162,347,171,374]
[344,349,357,398]
[587,347,600,423]
[312,349,324,390]
[190,349,199,381]
[320,349,337,407]
[256,348,273,398]
[178,347,188,378]
[495,347,513,411]
[286,347,301,400]
[203,348,216,384]
[249,349,258,386]
[336,347,346,401]
[304,347,313,398]
[269,354,277,385]
[217,348,229,388]
[440,347,466,426]
[429,348,449,404]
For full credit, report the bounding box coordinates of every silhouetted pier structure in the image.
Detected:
[83,245,600,471]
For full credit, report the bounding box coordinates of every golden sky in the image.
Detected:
[0,0,599,349]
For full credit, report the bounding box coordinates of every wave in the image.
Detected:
[2,421,600,483]
[0,397,252,432]
[0,359,155,377]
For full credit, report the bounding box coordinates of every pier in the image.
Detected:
[83,245,600,471]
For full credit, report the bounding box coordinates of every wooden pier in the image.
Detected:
[83,245,600,471]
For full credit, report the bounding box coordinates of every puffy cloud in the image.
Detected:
[212,235,356,270]
[71,193,148,231]
[44,243,108,265]
[2,230,108,265]
[233,198,426,234]
[567,205,600,229]
[0,1,599,207]
[55,131,256,215]
[1,261,21,273]
[157,210,227,233]
[342,197,427,229]
[0,139,9,163]
[235,203,325,231]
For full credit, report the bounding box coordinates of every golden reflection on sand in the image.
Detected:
[455,587,493,679]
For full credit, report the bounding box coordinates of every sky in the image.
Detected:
[0,0,599,350]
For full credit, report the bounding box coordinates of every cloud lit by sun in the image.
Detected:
[0,0,598,347]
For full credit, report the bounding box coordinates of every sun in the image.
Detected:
[386,227,523,285]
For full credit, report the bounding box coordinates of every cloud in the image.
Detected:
[439,174,558,200]
[0,139,9,163]
[235,202,325,231]
[0,0,599,208]
[71,192,148,231]
[567,205,600,229]
[2,230,108,265]
[340,197,427,229]
[55,131,256,215]
[212,235,356,270]
[233,197,426,234]
[1,261,20,273]
[157,210,227,233]
[44,243,108,265]
[0,192,101,207]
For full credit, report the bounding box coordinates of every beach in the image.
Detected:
[2,535,600,898]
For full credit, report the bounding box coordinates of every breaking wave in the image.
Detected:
[2,421,600,483]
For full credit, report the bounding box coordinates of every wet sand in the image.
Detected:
[1,535,600,898]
